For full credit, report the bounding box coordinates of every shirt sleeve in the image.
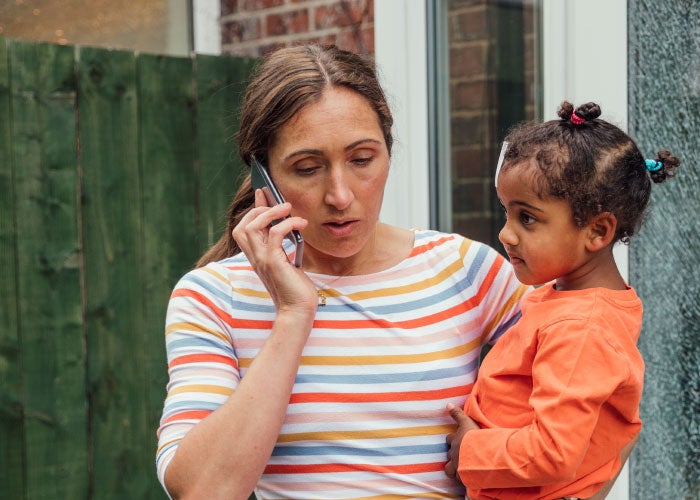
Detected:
[468,241,532,345]
[155,263,240,489]
[458,318,631,488]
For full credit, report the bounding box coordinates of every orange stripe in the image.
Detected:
[313,256,504,330]
[290,384,472,404]
[162,410,212,425]
[238,336,481,368]
[408,234,456,257]
[225,264,253,271]
[169,353,237,369]
[264,461,446,475]
[171,289,272,330]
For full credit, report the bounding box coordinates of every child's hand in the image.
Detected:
[444,403,480,482]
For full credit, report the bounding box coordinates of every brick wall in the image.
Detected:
[448,0,535,246]
[220,0,374,57]
[218,0,535,248]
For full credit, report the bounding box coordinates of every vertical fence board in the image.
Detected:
[138,53,198,498]
[0,35,255,498]
[0,35,24,499]
[77,46,156,499]
[9,39,87,498]
[195,54,257,254]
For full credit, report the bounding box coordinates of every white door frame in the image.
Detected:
[375,0,431,230]
[375,1,631,499]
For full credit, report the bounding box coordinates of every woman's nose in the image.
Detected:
[324,167,354,210]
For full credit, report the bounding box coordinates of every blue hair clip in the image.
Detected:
[645,159,663,172]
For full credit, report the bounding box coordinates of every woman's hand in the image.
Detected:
[444,403,480,482]
[233,189,317,314]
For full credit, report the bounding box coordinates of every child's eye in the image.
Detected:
[520,212,536,225]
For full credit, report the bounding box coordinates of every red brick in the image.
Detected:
[452,179,487,213]
[221,0,238,16]
[452,214,497,246]
[335,25,374,55]
[260,42,287,56]
[315,0,369,29]
[452,80,494,112]
[298,34,338,47]
[242,0,284,9]
[452,145,496,178]
[221,18,261,44]
[451,114,485,148]
[266,9,310,36]
[449,44,485,78]
[449,8,488,43]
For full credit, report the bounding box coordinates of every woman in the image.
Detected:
[156,44,528,499]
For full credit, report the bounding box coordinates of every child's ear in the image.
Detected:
[585,212,617,252]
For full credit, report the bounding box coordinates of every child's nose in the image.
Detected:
[498,222,517,247]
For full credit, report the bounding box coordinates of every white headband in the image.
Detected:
[494,141,509,188]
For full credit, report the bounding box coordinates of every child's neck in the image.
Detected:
[555,253,627,291]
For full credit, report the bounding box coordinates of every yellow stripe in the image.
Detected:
[480,283,531,343]
[232,286,270,299]
[326,240,472,301]
[277,423,456,443]
[165,321,230,342]
[168,384,233,396]
[201,266,228,283]
[239,336,482,368]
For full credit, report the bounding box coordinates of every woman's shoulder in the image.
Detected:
[412,229,504,259]
[173,253,253,293]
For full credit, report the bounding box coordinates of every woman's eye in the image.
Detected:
[297,166,319,175]
[294,160,323,175]
[351,156,373,166]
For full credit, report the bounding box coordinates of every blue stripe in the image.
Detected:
[294,361,478,385]
[271,442,448,457]
[361,243,491,315]
[169,337,234,354]
[491,310,522,342]
[164,400,222,412]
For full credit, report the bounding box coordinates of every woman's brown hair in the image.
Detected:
[196,44,394,267]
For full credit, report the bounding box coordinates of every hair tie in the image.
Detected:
[645,159,663,172]
[570,112,585,125]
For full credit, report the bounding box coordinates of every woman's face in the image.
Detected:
[266,86,390,270]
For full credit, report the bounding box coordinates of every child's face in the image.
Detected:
[496,162,592,289]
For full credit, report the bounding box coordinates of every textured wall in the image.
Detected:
[628,1,700,498]
[219,0,374,57]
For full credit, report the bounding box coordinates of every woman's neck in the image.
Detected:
[303,223,414,276]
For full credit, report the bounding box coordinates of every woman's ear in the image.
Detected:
[585,212,618,252]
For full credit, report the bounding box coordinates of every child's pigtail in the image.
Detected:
[645,149,681,183]
[556,101,602,126]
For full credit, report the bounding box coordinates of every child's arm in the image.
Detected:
[452,319,641,489]
[587,435,638,500]
[445,406,639,498]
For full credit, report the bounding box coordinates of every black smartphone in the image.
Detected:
[250,155,304,268]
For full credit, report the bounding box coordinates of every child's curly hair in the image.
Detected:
[501,101,681,243]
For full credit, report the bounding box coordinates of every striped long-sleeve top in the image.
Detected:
[156,230,530,499]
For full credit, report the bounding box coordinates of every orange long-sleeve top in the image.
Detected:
[459,284,644,500]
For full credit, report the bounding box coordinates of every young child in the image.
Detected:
[444,101,680,500]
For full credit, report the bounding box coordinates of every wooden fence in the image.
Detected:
[0,36,256,499]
